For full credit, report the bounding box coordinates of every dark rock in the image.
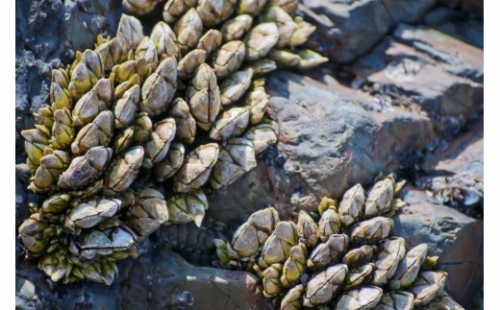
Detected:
[62,282,121,310]
[354,24,483,121]
[298,0,436,63]
[417,118,483,217]
[208,71,436,222]
[121,249,270,310]
[392,187,483,308]
[422,6,483,48]
[16,261,60,309]
[438,0,483,17]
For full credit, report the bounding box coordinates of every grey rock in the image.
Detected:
[417,118,483,217]
[422,7,483,48]
[354,24,483,120]
[16,262,59,309]
[121,248,270,310]
[298,0,436,63]
[208,71,436,222]
[392,187,483,308]
[62,281,121,310]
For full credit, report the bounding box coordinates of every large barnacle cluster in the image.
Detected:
[215,175,462,309]
[18,0,327,285]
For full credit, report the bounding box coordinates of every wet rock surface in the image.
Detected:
[298,0,436,63]
[15,0,483,309]
[121,248,270,310]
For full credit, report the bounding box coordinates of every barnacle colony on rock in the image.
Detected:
[215,175,463,309]
[18,0,327,285]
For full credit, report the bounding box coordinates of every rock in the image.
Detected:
[417,118,483,217]
[207,71,436,222]
[438,0,483,17]
[422,7,483,48]
[62,282,121,309]
[298,0,436,63]
[353,24,483,121]
[16,261,59,309]
[121,248,271,310]
[392,187,483,308]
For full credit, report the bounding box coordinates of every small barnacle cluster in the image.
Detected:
[215,175,462,309]
[18,0,327,285]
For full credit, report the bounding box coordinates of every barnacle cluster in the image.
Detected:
[18,0,327,285]
[214,175,462,309]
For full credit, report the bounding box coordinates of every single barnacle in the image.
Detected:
[50,68,72,111]
[296,49,329,70]
[317,197,341,242]
[342,263,375,290]
[122,0,163,16]
[244,119,278,154]
[339,183,365,226]
[177,49,206,80]
[167,190,208,227]
[388,243,428,290]
[150,21,180,59]
[18,213,52,254]
[259,263,284,298]
[196,0,224,26]
[221,14,253,42]
[66,197,122,230]
[71,111,114,155]
[116,14,144,50]
[296,211,318,248]
[143,118,176,168]
[169,98,197,144]
[219,69,254,106]
[280,284,303,310]
[244,58,277,75]
[290,19,316,47]
[115,74,141,99]
[141,56,178,116]
[238,0,268,15]
[372,237,406,286]
[350,216,394,243]
[281,243,307,287]
[74,227,137,260]
[114,85,140,129]
[95,36,128,71]
[112,59,150,84]
[28,150,69,193]
[163,0,197,23]
[154,142,185,182]
[303,264,348,307]
[126,188,169,237]
[268,49,301,68]
[307,234,348,269]
[33,105,54,129]
[335,286,383,310]
[258,221,297,268]
[68,50,104,100]
[212,40,246,79]
[58,146,113,190]
[132,112,153,143]
[411,271,447,306]
[364,175,396,219]
[51,108,75,149]
[173,143,219,192]
[72,79,112,127]
[272,0,298,15]
[374,291,414,310]
[209,107,250,141]
[342,245,377,267]
[42,193,72,214]
[103,146,144,196]
[209,137,256,189]
[22,126,50,170]
[186,64,221,131]
[196,29,223,55]
[261,6,297,48]
[245,23,280,60]
[175,8,203,53]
